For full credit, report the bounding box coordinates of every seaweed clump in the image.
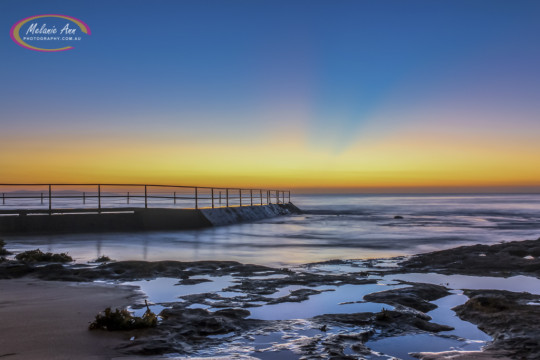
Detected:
[375,308,391,321]
[0,239,11,256]
[15,249,73,263]
[92,255,113,263]
[89,301,157,331]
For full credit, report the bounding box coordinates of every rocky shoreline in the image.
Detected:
[399,238,540,277]
[1,237,540,359]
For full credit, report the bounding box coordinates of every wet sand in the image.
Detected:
[0,278,140,360]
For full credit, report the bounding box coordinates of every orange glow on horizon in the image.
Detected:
[2,126,540,193]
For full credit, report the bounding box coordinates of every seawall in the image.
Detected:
[0,203,300,234]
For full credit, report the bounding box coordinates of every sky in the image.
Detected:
[1,0,540,193]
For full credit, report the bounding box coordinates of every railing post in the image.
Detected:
[276,190,279,204]
[41,192,43,205]
[219,191,222,207]
[260,189,262,206]
[282,191,285,204]
[173,191,176,205]
[267,190,270,204]
[83,192,86,204]
[239,189,242,207]
[250,189,253,206]
[2,192,5,205]
[288,191,291,203]
[48,185,52,214]
[127,192,130,204]
[211,188,214,209]
[144,185,148,209]
[226,189,229,207]
[98,185,101,213]
[195,187,198,209]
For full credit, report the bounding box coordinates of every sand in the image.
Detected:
[0,278,140,360]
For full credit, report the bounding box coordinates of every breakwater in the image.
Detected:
[0,183,297,234]
[0,203,300,234]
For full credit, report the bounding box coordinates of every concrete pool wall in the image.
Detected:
[0,203,300,234]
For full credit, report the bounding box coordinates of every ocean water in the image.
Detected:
[5,193,539,359]
[3,193,540,266]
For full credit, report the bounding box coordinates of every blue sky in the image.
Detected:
[1,0,540,189]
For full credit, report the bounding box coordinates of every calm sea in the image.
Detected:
[4,193,540,266]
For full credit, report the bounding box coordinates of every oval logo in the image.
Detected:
[10,14,91,52]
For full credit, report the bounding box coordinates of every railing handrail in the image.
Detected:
[0,183,289,192]
[0,183,292,213]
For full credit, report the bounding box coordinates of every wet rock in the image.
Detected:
[364,283,450,312]
[213,308,251,318]
[224,271,376,298]
[394,215,404,219]
[123,339,175,356]
[314,310,452,337]
[351,341,372,355]
[306,257,406,271]
[176,278,212,285]
[120,306,265,355]
[319,331,378,359]
[268,288,328,304]
[0,261,35,279]
[321,333,357,359]
[384,239,540,359]
[179,286,331,312]
[464,294,511,313]
[412,349,514,359]
[505,246,528,257]
[313,312,373,328]
[529,246,540,257]
[179,291,249,309]
[453,289,540,359]
[159,306,257,336]
[399,238,540,277]
[9,238,540,358]
[392,304,433,321]
[0,259,288,282]
[412,318,453,332]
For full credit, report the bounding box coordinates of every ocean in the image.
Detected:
[5,193,540,359]
[4,193,540,265]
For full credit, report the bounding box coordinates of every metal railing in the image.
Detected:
[0,184,291,214]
